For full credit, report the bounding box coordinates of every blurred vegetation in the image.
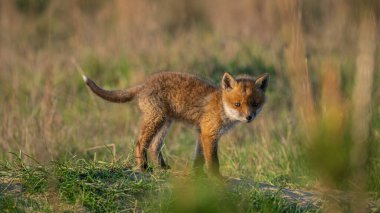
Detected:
[0,0,379,211]
[15,0,50,15]
[0,156,321,212]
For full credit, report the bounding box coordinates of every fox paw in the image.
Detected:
[161,164,171,170]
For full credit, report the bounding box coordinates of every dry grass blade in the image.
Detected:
[351,12,377,212]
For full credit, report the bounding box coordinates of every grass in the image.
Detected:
[0,0,379,212]
[0,154,321,212]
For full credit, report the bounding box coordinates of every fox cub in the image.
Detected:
[83,72,268,178]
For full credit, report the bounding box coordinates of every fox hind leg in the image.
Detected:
[150,120,172,169]
[135,114,165,172]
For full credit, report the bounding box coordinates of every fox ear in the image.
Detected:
[255,73,269,91]
[222,72,237,90]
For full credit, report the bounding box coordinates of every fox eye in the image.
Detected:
[234,102,241,107]
[253,102,259,107]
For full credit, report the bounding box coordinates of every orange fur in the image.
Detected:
[84,72,269,177]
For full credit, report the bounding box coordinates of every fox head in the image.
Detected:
[221,72,269,123]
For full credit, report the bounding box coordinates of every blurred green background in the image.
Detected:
[0,0,380,211]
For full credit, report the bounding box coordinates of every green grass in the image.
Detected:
[1,0,380,212]
[0,155,322,212]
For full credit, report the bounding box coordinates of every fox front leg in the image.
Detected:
[193,133,206,176]
[200,133,222,178]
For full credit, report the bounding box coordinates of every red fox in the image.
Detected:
[83,72,268,178]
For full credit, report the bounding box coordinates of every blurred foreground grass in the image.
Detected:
[0,155,323,212]
[0,0,380,212]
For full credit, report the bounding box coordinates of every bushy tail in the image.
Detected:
[83,75,141,103]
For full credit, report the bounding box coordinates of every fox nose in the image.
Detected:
[246,115,253,121]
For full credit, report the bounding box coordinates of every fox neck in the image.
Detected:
[199,90,238,137]
[222,101,239,121]
[213,90,240,125]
